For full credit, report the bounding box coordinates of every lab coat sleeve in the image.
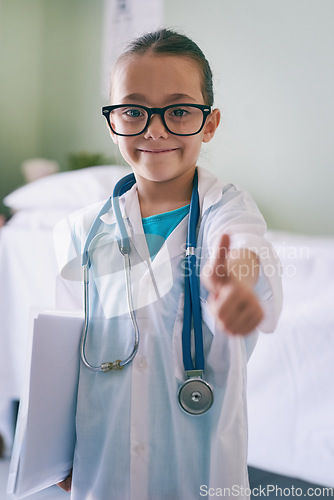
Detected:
[53,208,88,311]
[203,183,283,333]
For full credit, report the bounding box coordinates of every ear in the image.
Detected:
[202,108,221,144]
[108,126,119,145]
[104,117,119,145]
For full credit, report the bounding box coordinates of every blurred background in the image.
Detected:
[1,1,334,495]
[1,0,333,235]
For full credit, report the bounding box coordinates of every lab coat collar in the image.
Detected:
[99,182,137,226]
[197,167,226,215]
[99,166,225,227]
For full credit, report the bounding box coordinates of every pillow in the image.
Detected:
[3,165,131,210]
[6,209,75,230]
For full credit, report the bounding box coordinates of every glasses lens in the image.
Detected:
[109,106,148,135]
[164,105,204,135]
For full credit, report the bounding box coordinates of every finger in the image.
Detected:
[212,233,230,281]
[219,302,264,335]
[208,283,263,334]
[57,471,72,492]
[208,282,238,321]
[203,234,230,290]
[228,306,263,335]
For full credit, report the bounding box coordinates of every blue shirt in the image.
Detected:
[142,204,190,258]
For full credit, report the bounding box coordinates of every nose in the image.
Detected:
[143,113,169,140]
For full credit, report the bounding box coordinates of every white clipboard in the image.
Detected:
[7,311,83,498]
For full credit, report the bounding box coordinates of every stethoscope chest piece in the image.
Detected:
[178,377,214,415]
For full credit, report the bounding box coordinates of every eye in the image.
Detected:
[169,107,189,118]
[124,108,145,118]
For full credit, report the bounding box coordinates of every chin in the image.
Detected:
[133,163,174,181]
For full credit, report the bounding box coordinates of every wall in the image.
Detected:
[0,0,44,212]
[38,0,117,165]
[0,0,117,216]
[0,0,333,234]
[165,0,334,235]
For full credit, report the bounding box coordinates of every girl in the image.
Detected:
[57,29,282,499]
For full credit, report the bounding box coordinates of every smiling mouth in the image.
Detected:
[138,148,179,154]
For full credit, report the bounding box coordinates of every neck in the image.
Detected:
[136,168,196,217]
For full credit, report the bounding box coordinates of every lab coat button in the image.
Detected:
[136,356,147,372]
[145,276,151,286]
[134,443,145,456]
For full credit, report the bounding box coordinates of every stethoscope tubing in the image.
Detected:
[80,174,139,372]
[182,170,204,372]
[80,253,140,372]
[80,169,208,386]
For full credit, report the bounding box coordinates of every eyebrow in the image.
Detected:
[167,93,197,102]
[121,93,146,102]
[120,93,197,103]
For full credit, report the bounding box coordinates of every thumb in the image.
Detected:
[203,234,231,291]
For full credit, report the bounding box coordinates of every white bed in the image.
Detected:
[0,166,130,401]
[0,166,333,488]
[247,230,334,488]
[0,166,130,452]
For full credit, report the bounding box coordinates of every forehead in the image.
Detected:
[110,53,204,105]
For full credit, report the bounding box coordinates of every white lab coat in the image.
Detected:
[55,167,282,500]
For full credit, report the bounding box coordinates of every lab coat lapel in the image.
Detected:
[99,185,151,266]
[159,214,188,262]
[126,187,151,264]
[125,188,180,308]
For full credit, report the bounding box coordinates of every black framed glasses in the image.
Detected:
[101,103,211,137]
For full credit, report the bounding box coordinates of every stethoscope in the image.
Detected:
[80,168,214,415]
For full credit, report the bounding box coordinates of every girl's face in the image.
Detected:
[109,53,220,184]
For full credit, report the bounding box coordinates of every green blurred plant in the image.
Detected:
[67,151,116,170]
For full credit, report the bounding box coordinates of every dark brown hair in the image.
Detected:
[114,28,214,106]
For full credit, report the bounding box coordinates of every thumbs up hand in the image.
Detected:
[202,234,264,335]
